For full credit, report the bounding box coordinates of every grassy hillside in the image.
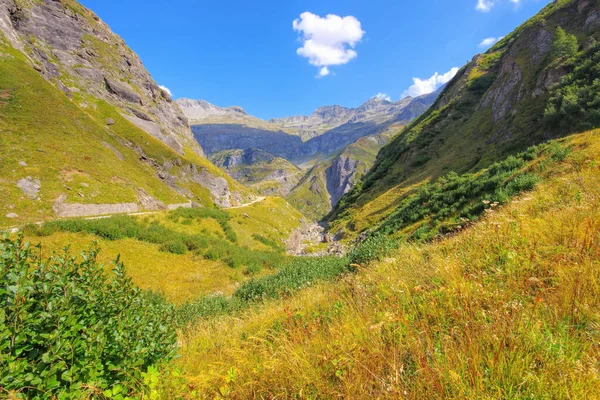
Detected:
[15,197,303,303]
[285,163,331,221]
[330,0,600,238]
[0,41,251,227]
[159,129,600,398]
[283,129,400,221]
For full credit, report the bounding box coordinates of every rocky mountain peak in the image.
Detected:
[176,98,251,122]
[0,0,200,155]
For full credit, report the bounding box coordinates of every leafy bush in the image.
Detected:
[26,215,282,271]
[0,235,177,398]
[159,240,187,255]
[168,207,237,243]
[372,143,552,239]
[252,234,284,252]
[545,41,600,132]
[176,256,351,327]
[348,234,399,266]
[234,257,350,302]
[552,27,578,59]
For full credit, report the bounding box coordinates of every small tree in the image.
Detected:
[553,27,578,59]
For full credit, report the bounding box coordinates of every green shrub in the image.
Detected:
[0,235,177,398]
[373,143,551,239]
[160,240,187,255]
[252,234,284,252]
[168,207,237,243]
[349,234,399,266]
[545,41,600,132]
[552,27,578,59]
[175,256,351,327]
[234,257,350,302]
[29,215,282,272]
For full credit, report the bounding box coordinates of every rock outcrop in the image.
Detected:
[0,0,201,155]
[326,156,360,207]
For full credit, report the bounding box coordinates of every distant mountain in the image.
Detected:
[181,90,442,220]
[270,97,414,140]
[177,99,287,133]
[210,149,303,197]
[182,92,441,164]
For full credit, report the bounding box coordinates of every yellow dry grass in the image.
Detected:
[24,232,245,303]
[162,130,600,399]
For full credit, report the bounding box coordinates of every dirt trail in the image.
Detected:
[3,197,268,234]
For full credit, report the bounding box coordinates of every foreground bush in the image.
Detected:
[0,235,177,398]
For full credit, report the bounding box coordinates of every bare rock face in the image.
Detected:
[16,176,41,199]
[53,195,139,218]
[326,156,359,208]
[481,25,552,123]
[0,0,202,156]
[136,189,166,211]
[182,164,236,208]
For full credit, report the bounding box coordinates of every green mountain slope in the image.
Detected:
[0,0,255,227]
[210,148,304,197]
[330,0,600,236]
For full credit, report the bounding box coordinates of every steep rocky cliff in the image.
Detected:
[0,0,253,226]
[210,148,303,197]
[330,0,600,235]
[0,0,200,155]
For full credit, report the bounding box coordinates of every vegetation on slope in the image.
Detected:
[0,40,250,227]
[159,129,600,399]
[285,164,332,221]
[330,0,599,237]
[17,197,300,299]
[0,235,176,399]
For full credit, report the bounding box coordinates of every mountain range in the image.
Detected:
[177,90,441,218]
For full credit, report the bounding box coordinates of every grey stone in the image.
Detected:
[16,177,41,199]
[5,213,18,219]
[105,118,115,125]
[53,195,139,218]
[104,78,142,104]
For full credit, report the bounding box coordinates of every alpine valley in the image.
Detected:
[178,89,441,219]
[1,0,600,398]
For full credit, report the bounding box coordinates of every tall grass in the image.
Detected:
[160,131,600,399]
[175,256,350,327]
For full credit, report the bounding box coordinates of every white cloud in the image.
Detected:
[318,66,330,78]
[479,36,504,47]
[402,67,459,98]
[476,0,521,12]
[293,12,365,77]
[159,85,172,96]
[374,93,391,101]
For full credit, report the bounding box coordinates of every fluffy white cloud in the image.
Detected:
[293,12,365,77]
[476,0,521,12]
[479,36,504,47]
[402,67,459,98]
[159,85,172,96]
[374,93,391,101]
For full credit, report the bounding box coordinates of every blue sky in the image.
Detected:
[79,0,550,119]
